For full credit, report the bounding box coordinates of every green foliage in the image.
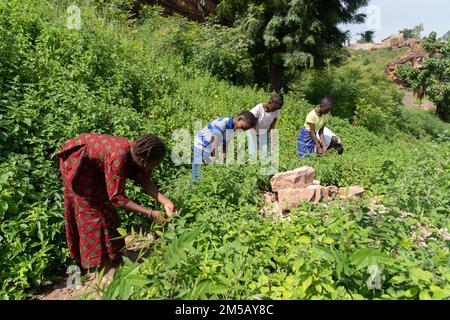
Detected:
[110,151,450,299]
[346,48,409,73]
[291,66,402,126]
[400,24,424,40]
[137,6,254,85]
[357,31,375,44]
[293,47,449,139]
[396,32,450,122]
[216,0,369,89]
[442,30,450,42]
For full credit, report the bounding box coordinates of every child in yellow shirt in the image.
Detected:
[298,97,334,159]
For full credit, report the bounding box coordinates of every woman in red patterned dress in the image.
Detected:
[54,133,176,270]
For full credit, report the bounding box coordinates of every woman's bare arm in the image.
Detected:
[134,170,176,216]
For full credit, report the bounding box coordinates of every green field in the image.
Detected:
[347,47,409,74]
[0,0,449,300]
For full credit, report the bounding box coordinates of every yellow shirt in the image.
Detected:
[304,109,327,132]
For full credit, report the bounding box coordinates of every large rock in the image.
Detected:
[270,167,315,192]
[322,186,338,198]
[306,185,325,203]
[278,188,317,210]
[338,186,365,198]
[384,49,428,84]
[261,191,276,205]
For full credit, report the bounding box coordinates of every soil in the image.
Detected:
[33,234,155,300]
[401,88,435,111]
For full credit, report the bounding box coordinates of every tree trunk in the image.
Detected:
[436,102,449,122]
[269,58,283,93]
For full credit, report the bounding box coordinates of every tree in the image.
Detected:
[215,0,368,91]
[396,32,450,122]
[442,30,450,41]
[357,30,375,44]
[400,23,424,40]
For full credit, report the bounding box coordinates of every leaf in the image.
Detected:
[313,245,335,261]
[349,248,392,269]
[389,275,406,284]
[409,268,433,284]
[429,285,450,300]
[301,277,313,292]
[117,227,127,237]
[298,235,311,244]
[323,237,335,244]
[419,290,432,300]
[23,118,32,127]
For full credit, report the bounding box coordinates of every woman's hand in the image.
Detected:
[150,210,167,223]
[135,172,178,218]
[163,200,177,217]
[316,145,323,155]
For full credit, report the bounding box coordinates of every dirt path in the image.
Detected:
[34,234,154,300]
[401,88,435,111]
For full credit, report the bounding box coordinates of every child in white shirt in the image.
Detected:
[248,93,284,160]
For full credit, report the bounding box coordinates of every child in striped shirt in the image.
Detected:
[193,111,257,181]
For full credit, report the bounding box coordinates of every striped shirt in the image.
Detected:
[194,117,235,153]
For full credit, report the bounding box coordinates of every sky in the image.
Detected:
[343,0,450,43]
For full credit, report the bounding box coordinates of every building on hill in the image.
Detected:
[349,33,423,51]
[348,43,382,50]
[380,33,405,49]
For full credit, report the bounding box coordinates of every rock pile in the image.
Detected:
[384,49,428,84]
[265,166,365,212]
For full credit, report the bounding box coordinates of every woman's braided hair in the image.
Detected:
[134,134,166,168]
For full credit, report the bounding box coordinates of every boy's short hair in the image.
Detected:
[320,97,334,109]
[269,93,284,108]
[335,143,344,155]
[239,111,257,127]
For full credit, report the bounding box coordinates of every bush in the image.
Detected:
[290,62,448,142]
[138,6,254,85]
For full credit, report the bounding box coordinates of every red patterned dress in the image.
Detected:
[54,133,142,269]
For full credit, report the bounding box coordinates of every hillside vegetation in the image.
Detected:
[0,0,449,299]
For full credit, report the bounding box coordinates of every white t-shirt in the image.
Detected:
[321,127,341,147]
[250,103,280,132]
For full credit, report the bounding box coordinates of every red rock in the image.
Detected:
[278,188,316,210]
[323,186,339,198]
[270,167,316,192]
[261,191,276,204]
[273,201,284,214]
[338,186,365,198]
[322,187,331,198]
[306,185,324,203]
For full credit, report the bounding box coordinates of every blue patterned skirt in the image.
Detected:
[298,128,316,159]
